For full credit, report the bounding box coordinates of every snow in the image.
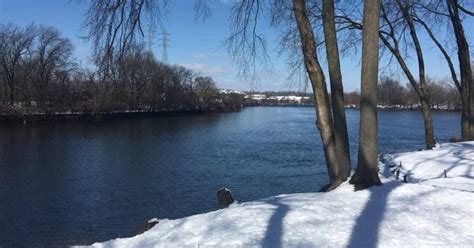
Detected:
[81,142,474,247]
[147,218,159,224]
[381,142,474,191]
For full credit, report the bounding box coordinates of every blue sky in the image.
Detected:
[1,0,472,92]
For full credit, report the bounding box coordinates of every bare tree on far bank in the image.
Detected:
[30,26,75,108]
[0,24,35,105]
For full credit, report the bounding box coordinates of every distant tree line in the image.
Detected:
[243,77,460,109]
[0,23,242,115]
[344,76,461,109]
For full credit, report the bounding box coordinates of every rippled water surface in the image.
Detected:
[0,107,460,246]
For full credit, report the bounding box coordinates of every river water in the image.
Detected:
[0,107,460,246]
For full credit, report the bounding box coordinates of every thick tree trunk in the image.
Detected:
[350,0,382,190]
[322,0,351,181]
[292,0,341,191]
[447,0,473,141]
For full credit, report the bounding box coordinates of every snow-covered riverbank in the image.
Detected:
[83,142,474,247]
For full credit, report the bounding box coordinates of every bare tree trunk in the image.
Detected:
[380,33,436,149]
[322,0,351,182]
[447,0,473,141]
[416,16,466,141]
[375,4,435,149]
[398,1,436,149]
[350,0,382,190]
[4,70,15,105]
[8,82,14,105]
[292,0,341,191]
[420,95,436,146]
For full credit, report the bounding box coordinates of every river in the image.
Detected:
[0,106,460,246]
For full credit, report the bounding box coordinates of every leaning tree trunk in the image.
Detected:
[380,32,437,149]
[378,4,436,150]
[322,0,351,182]
[417,16,467,138]
[350,0,382,190]
[292,0,342,191]
[398,0,436,149]
[447,0,473,141]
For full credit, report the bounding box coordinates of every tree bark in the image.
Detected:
[350,0,382,190]
[292,0,342,191]
[8,80,14,106]
[322,0,351,182]
[420,95,436,147]
[447,0,473,141]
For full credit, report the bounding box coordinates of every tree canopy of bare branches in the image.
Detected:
[82,0,166,77]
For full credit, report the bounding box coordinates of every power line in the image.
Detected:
[147,24,154,54]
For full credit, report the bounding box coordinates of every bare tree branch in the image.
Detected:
[82,0,166,77]
[226,0,271,81]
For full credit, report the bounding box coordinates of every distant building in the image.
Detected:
[248,94,267,100]
[267,95,310,104]
[242,92,313,106]
[219,89,245,95]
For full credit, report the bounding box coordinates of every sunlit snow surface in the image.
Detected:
[82,142,474,247]
[382,142,474,192]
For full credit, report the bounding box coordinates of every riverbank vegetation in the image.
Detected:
[346,76,461,109]
[0,24,243,120]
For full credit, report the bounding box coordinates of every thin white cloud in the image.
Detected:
[183,63,231,75]
[192,53,208,60]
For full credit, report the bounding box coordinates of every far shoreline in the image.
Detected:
[0,108,241,125]
[0,105,460,125]
[245,104,461,111]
